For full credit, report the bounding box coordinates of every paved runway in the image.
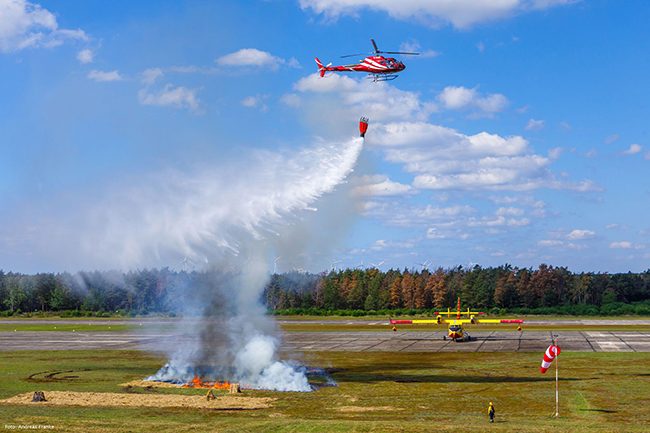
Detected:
[2,329,649,352]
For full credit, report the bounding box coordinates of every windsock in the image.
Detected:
[359,117,369,137]
[540,345,561,373]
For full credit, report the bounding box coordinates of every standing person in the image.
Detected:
[488,402,495,423]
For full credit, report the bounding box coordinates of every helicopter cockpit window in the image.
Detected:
[386,59,395,67]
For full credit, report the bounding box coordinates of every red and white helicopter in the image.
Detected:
[315,39,418,82]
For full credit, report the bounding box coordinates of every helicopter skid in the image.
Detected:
[368,73,399,82]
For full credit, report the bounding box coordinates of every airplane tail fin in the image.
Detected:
[315,58,325,77]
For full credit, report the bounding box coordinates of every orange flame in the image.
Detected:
[181,376,253,390]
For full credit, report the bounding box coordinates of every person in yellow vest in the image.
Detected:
[488,402,495,422]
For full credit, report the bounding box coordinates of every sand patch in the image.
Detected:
[338,405,399,412]
[1,391,274,410]
[119,380,179,388]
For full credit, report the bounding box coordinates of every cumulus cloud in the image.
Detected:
[0,0,88,52]
[622,143,642,155]
[140,67,164,85]
[350,174,412,197]
[525,118,545,131]
[87,70,123,82]
[138,84,202,112]
[495,207,525,216]
[399,40,440,58]
[294,73,435,122]
[437,86,509,117]
[299,0,576,29]
[279,93,301,107]
[610,241,645,250]
[566,229,595,240]
[216,48,295,71]
[604,134,620,144]
[369,122,602,192]
[76,48,94,64]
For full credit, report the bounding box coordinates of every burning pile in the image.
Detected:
[182,377,250,391]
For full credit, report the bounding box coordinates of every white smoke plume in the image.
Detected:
[19,136,363,391]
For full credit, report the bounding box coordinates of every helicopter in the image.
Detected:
[389,298,524,342]
[315,39,419,82]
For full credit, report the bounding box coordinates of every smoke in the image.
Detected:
[51,135,364,391]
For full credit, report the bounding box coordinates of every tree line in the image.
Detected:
[1,264,650,317]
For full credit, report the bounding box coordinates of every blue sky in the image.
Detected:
[1,0,649,274]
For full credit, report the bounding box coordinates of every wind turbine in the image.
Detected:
[329,259,341,271]
[370,260,385,269]
[273,255,283,274]
[467,259,477,270]
[355,250,365,270]
[414,259,432,271]
[174,256,196,272]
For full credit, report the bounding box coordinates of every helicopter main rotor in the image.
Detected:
[340,38,419,58]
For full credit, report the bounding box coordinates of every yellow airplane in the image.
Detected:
[389,298,524,342]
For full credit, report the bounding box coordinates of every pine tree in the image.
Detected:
[389,276,403,309]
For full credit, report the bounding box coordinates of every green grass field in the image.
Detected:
[1,350,649,432]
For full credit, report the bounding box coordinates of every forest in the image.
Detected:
[1,264,650,317]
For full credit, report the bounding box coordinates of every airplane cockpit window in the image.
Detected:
[450,325,461,331]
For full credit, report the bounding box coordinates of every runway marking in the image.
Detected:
[579,331,596,352]
[474,331,494,352]
[596,341,627,352]
[609,331,637,352]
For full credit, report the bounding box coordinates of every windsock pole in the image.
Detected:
[554,334,559,418]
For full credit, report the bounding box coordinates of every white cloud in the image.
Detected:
[585,148,598,158]
[468,216,530,227]
[622,143,642,155]
[138,84,202,112]
[369,122,601,192]
[525,118,545,131]
[558,121,572,131]
[495,207,525,217]
[87,70,123,82]
[279,93,302,107]
[610,241,645,250]
[566,229,595,240]
[490,250,505,257]
[476,41,484,52]
[140,67,164,85]
[0,0,88,52]
[217,48,289,71]
[400,40,440,58]
[370,238,417,250]
[437,86,509,117]
[76,48,93,64]
[538,240,564,247]
[299,0,576,29]
[645,151,650,160]
[350,175,412,197]
[295,73,435,122]
[604,134,620,144]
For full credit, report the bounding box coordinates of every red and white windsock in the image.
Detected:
[540,345,561,373]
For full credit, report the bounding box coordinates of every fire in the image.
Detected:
[181,376,252,390]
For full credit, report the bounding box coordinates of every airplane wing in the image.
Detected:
[389,318,447,325]
[474,319,524,324]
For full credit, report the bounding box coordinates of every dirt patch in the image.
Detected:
[119,380,180,389]
[1,391,275,410]
[338,405,400,412]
